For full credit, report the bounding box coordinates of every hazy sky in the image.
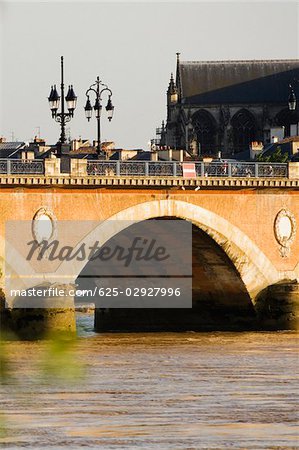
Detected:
[0,1,298,149]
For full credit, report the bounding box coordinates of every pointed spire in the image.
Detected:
[167,72,177,95]
[167,72,178,104]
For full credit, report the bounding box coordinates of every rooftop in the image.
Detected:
[0,142,26,151]
[178,59,299,104]
[0,142,26,159]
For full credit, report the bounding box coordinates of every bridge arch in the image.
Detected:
[57,199,281,302]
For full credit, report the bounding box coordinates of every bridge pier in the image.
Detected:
[0,288,10,337]
[256,281,299,331]
[6,307,76,340]
[1,284,76,340]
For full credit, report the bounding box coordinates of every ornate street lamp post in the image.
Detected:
[84,77,114,158]
[48,56,77,149]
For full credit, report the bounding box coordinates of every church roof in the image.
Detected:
[178,59,299,105]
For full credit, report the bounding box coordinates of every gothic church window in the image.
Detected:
[192,110,217,155]
[231,109,257,153]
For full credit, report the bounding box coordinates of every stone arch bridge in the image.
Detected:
[0,167,298,335]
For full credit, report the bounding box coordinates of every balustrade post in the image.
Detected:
[45,158,61,176]
[288,162,299,179]
[7,160,11,175]
[228,163,232,177]
[201,162,204,177]
[255,163,259,177]
[173,162,177,177]
[116,161,120,176]
[145,162,149,176]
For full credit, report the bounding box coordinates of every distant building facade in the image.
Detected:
[162,54,299,157]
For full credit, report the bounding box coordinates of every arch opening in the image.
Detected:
[76,219,257,331]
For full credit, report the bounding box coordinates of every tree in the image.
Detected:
[256,146,289,163]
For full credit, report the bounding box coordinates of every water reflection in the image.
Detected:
[0,313,298,449]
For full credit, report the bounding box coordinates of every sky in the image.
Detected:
[0,1,298,149]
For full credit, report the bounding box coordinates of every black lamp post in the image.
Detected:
[84,77,114,158]
[48,56,77,148]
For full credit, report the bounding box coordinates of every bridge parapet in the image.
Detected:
[0,159,298,188]
[86,160,289,178]
[0,158,293,178]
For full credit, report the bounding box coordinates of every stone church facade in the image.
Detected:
[162,54,299,157]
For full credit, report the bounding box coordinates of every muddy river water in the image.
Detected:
[0,313,298,449]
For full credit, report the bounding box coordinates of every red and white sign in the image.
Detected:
[182,163,196,178]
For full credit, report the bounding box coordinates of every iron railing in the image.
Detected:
[0,159,288,178]
[0,160,7,174]
[87,160,288,178]
[0,159,44,175]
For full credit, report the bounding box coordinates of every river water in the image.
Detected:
[0,313,298,449]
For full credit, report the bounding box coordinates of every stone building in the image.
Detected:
[163,54,299,158]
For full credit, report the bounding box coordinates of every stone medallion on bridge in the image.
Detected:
[32,207,56,245]
[274,209,296,258]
